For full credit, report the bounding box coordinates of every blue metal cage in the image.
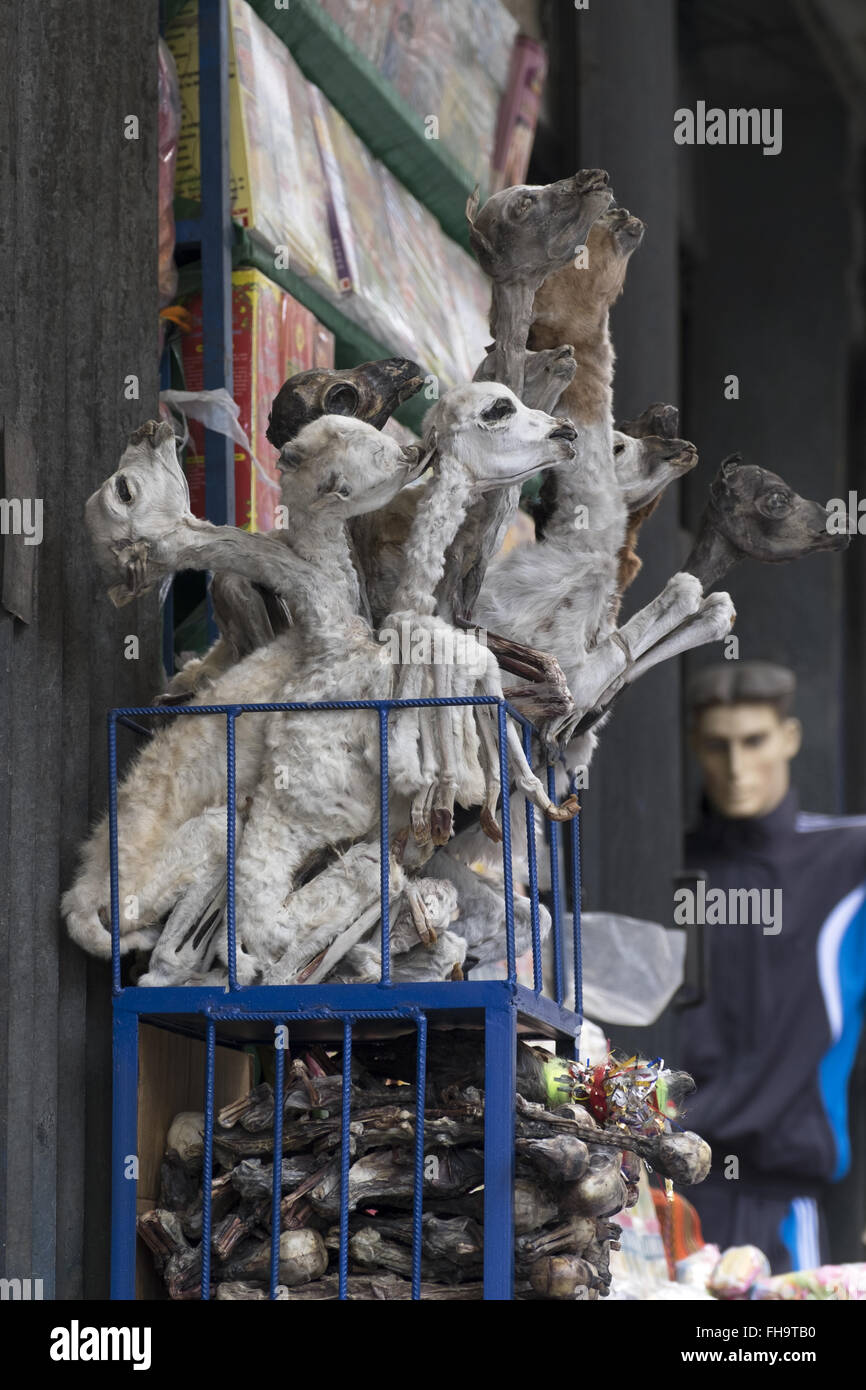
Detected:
[109,696,583,1301]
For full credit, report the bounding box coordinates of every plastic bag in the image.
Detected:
[159,388,279,495]
[564,914,687,1027]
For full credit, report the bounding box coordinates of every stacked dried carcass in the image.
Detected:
[138,1036,710,1300]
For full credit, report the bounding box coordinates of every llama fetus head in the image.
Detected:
[424,382,579,493]
[613,401,698,510]
[277,414,431,520]
[467,171,612,398]
[697,455,851,575]
[474,342,577,415]
[266,357,424,449]
[85,418,190,603]
[466,170,612,284]
[531,205,645,343]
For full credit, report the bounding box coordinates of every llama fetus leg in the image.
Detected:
[387,659,424,797]
[505,722,579,823]
[261,846,405,984]
[412,706,439,845]
[138,875,226,987]
[132,807,232,925]
[64,806,233,962]
[474,705,503,842]
[555,572,705,737]
[615,591,736,690]
[431,662,459,845]
[401,880,440,945]
[470,649,577,823]
[298,898,388,985]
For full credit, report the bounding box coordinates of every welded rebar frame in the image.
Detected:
[109,695,584,1302]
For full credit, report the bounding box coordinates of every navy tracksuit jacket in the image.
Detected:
[677,789,866,1272]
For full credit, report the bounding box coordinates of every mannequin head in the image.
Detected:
[688,663,801,819]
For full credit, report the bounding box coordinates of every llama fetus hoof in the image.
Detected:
[430,807,453,846]
[113,539,152,603]
[411,783,435,844]
[700,590,737,635]
[391,826,410,866]
[546,794,580,823]
[294,949,327,984]
[480,807,503,843]
[404,884,438,947]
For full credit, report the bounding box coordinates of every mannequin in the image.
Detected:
[678,662,866,1274]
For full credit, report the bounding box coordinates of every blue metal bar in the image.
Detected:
[522,726,542,992]
[570,804,583,1023]
[110,695,504,718]
[483,1002,515,1299]
[411,1012,427,1301]
[339,1019,353,1300]
[175,216,203,244]
[200,1018,217,1300]
[497,703,516,984]
[110,1010,139,1299]
[116,715,154,739]
[115,983,582,1045]
[226,708,238,990]
[108,713,122,994]
[270,1025,286,1298]
[378,707,391,985]
[199,0,235,530]
[546,765,563,1008]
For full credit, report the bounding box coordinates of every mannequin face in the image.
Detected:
[691,702,802,819]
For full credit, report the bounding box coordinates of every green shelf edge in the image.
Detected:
[246,0,482,252]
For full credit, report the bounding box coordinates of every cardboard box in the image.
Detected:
[136,1023,253,1300]
[181,267,334,530]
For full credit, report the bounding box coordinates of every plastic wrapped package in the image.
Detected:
[707,1245,771,1299]
[440,70,501,188]
[491,36,549,193]
[167,0,339,291]
[676,1245,722,1289]
[379,168,464,384]
[439,235,492,379]
[436,0,517,186]
[319,0,395,66]
[382,0,518,185]
[607,1177,672,1300]
[313,101,416,355]
[458,0,520,92]
[750,1264,866,1301]
[158,37,181,308]
[381,0,449,131]
[229,0,337,287]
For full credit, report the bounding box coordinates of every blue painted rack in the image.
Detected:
[109,696,584,1301]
